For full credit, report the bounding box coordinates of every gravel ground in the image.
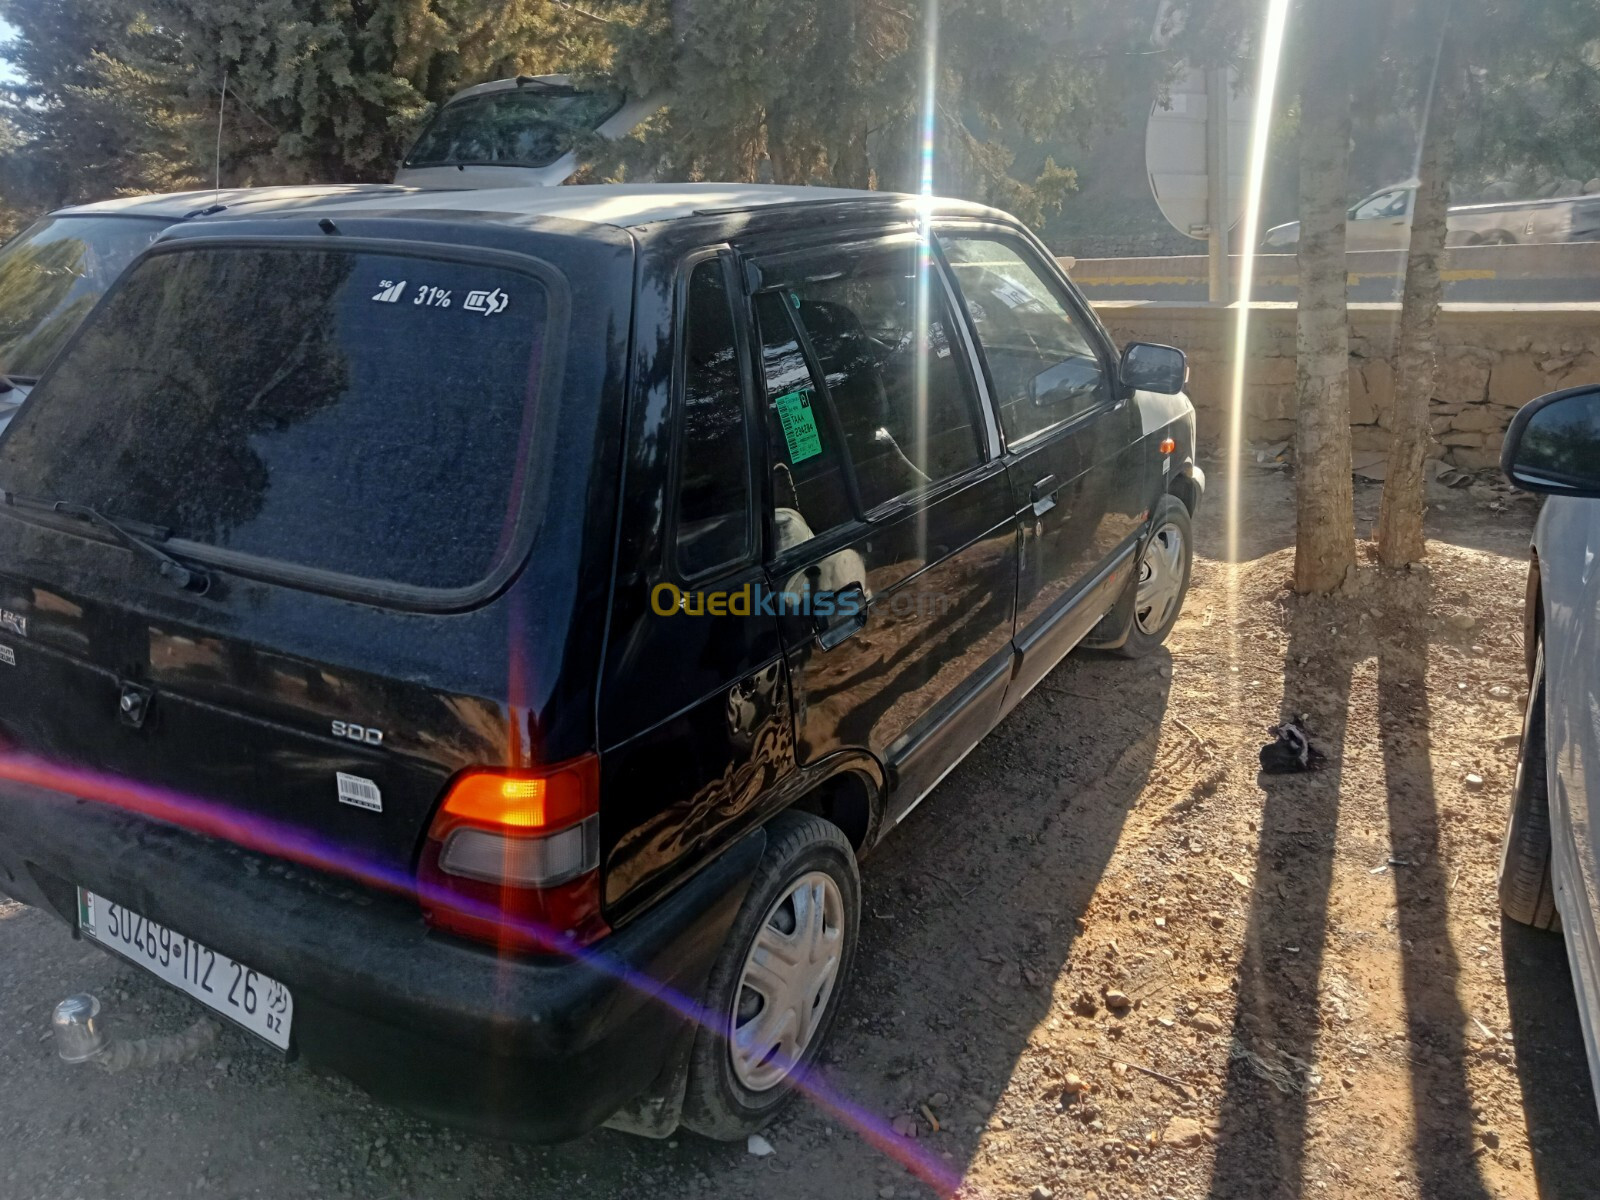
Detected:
[2,469,1597,1200]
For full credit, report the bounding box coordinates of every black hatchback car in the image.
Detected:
[0,184,1202,1142]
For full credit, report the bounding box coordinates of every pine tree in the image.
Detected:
[599,0,1156,221]
[156,0,614,183]
[0,115,22,239]
[0,0,201,217]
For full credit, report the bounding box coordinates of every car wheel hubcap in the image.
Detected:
[1135,521,1185,636]
[729,871,844,1092]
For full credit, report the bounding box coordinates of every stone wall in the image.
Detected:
[1093,301,1600,470]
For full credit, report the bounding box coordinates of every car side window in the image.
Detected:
[754,290,855,554]
[1353,189,1408,220]
[674,258,752,578]
[784,243,984,513]
[940,234,1108,446]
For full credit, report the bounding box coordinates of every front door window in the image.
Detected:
[940,235,1108,446]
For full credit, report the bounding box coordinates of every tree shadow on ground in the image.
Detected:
[1501,918,1600,1197]
[1206,571,1494,1200]
[787,645,1175,1194]
[1205,588,1352,1199]
[1377,600,1496,1200]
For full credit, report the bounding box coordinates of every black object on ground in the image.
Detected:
[1260,718,1323,774]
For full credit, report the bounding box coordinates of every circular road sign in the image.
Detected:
[1146,67,1251,240]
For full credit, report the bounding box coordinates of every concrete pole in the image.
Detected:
[1206,66,1231,304]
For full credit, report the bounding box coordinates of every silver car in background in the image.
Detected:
[1499,384,1600,1124]
[393,74,656,189]
[1262,183,1600,251]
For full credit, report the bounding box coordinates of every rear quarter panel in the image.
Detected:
[596,224,795,924]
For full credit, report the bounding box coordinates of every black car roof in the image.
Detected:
[48,185,421,222]
[215,183,1010,234]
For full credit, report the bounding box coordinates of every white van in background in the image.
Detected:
[393,75,655,189]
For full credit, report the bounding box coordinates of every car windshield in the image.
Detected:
[0,244,551,593]
[0,215,168,380]
[403,86,624,169]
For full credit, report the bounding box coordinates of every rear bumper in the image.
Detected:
[0,780,762,1140]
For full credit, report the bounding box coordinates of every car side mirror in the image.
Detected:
[1120,342,1187,396]
[1502,385,1600,497]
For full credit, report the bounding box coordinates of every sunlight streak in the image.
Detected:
[1225,0,1293,673]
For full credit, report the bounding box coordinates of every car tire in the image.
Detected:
[1115,494,1193,658]
[680,810,861,1141]
[1499,639,1561,930]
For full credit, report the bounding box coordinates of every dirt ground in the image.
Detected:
[3,467,1598,1200]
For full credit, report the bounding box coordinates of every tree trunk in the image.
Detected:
[1292,58,1357,595]
[1376,34,1461,567]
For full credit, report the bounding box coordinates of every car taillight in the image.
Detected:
[418,754,609,953]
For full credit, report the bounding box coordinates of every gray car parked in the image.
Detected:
[1499,384,1600,1124]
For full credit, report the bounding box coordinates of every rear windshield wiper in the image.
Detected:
[1,491,211,593]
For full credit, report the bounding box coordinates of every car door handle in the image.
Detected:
[814,581,868,651]
[1030,474,1061,517]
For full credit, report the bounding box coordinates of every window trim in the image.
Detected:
[928,235,1004,462]
[666,246,761,585]
[0,234,571,613]
[777,291,869,518]
[934,220,1122,455]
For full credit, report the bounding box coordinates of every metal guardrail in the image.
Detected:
[1064,242,1600,303]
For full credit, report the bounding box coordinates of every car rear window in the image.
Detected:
[0,244,550,594]
[0,215,167,379]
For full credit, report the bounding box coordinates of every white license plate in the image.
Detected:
[76,888,293,1051]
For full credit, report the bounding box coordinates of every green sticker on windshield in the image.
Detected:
[773,388,823,463]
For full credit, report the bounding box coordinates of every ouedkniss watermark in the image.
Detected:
[650,582,952,619]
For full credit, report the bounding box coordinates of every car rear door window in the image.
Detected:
[675,258,752,578]
[754,290,856,553]
[940,234,1107,445]
[783,243,984,513]
[0,244,551,593]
